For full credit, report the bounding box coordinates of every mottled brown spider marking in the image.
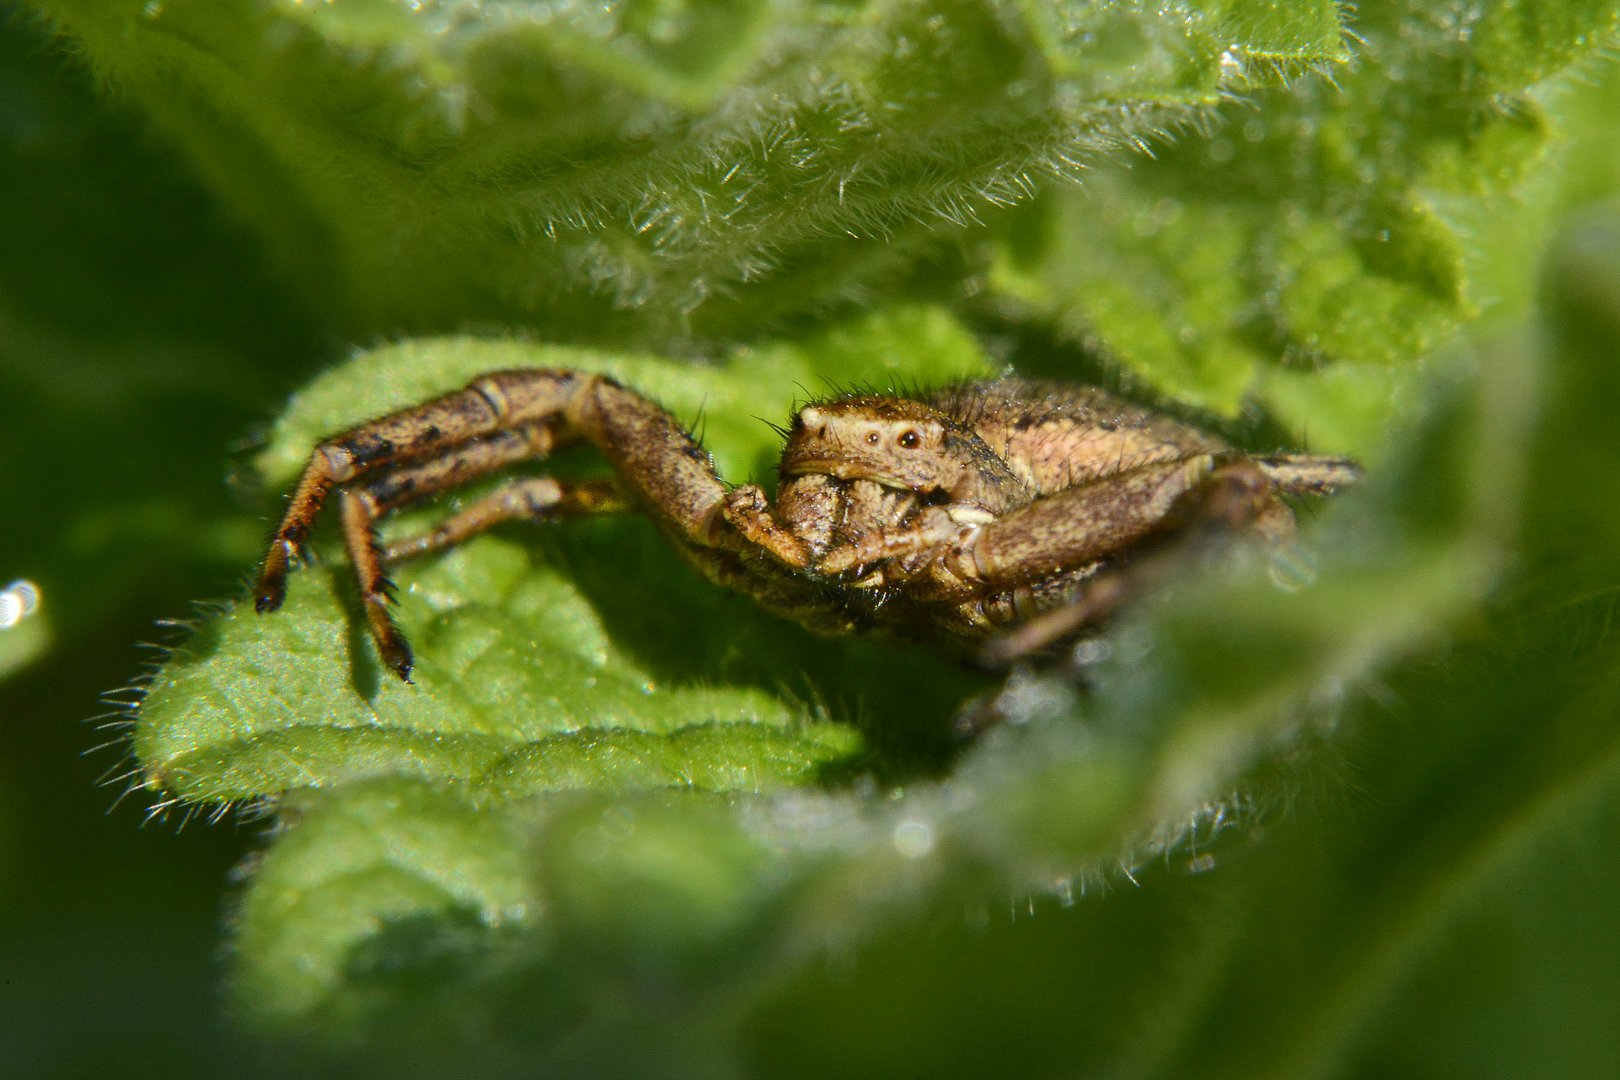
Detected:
[255,375,1359,681]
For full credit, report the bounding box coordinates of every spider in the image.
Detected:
[253,371,1359,682]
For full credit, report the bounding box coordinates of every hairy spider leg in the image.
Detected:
[977,453,1361,664]
[335,424,573,679]
[902,456,1237,604]
[1253,454,1363,496]
[337,488,411,677]
[255,370,738,679]
[380,477,628,563]
[359,425,564,516]
[791,458,1360,586]
[256,373,581,614]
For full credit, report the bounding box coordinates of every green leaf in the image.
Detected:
[1095,214,1620,1080]
[25,0,1347,342]
[985,0,1620,419]
[136,550,866,801]
[231,777,544,1035]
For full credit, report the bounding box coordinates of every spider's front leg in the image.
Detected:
[806,452,1354,663]
[921,453,1359,603]
[254,369,737,680]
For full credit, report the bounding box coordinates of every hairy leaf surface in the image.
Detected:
[28,0,1346,342]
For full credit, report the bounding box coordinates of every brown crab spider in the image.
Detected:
[254,370,1359,681]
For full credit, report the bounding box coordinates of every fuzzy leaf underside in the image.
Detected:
[986,0,1620,417]
[27,0,1347,345]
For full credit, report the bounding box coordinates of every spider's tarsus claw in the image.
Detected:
[253,540,297,613]
[252,568,288,613]
[381,641,414,682]
[364,597,415,681]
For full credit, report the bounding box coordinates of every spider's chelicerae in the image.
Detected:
[253,371,1360,681]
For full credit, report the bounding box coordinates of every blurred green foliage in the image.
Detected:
[3,0,1620,1076]
[25,0,1348,344]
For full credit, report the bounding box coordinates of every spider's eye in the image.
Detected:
[865,431,881,445]
[897,429,920,449]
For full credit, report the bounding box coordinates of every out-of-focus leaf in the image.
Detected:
[985,0,1620,422]
[0,8,326,661]
[25,0,1347,342]
[1099,201,1620,1080]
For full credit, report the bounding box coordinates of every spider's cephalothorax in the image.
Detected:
[253,372,1359,680]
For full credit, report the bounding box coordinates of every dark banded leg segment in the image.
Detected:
[361,425,563,516]
[339,488,415,680]
[328,427,567,680]
[254,369,613,614]
[253,368,735,681]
